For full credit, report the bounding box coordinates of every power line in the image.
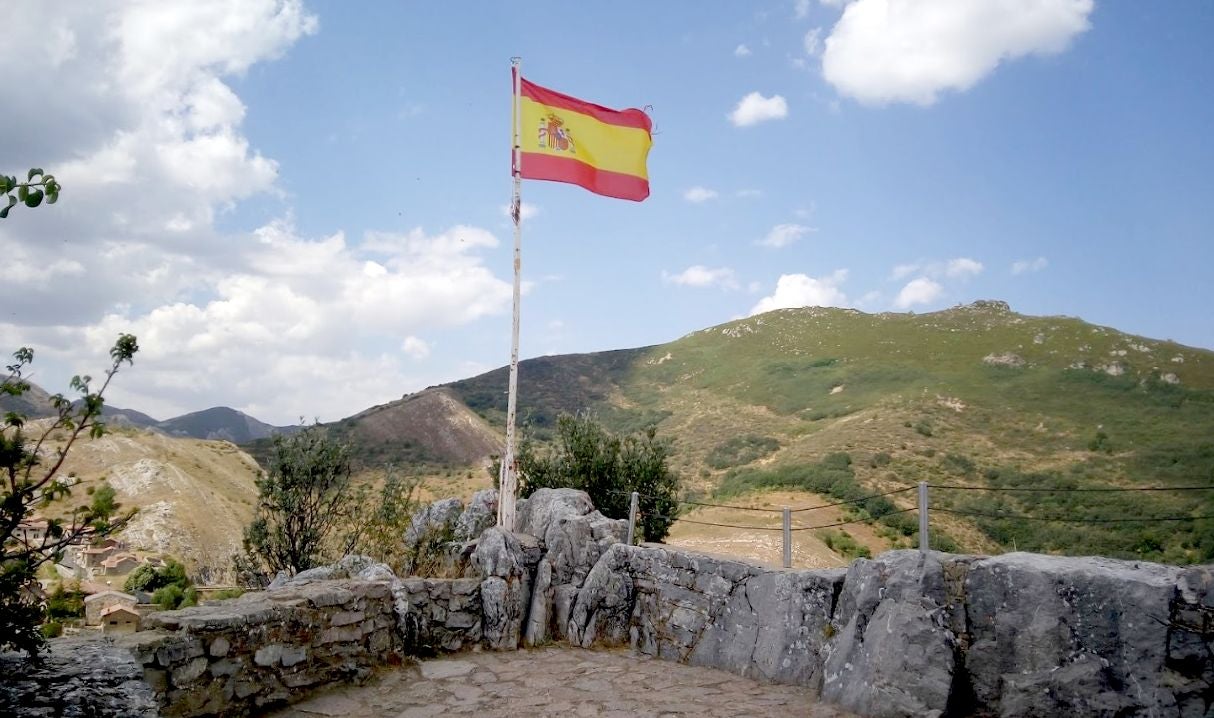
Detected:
[617,487,916,514]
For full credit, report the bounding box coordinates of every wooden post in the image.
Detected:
[782,506,792,568]
[627,491,639,545]
[918,481,929,554]
[498,57,524,531]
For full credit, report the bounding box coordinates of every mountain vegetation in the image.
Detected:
[445,301,1214,564]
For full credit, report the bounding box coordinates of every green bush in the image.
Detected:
[513,413,681,542]
[41,621,62,639]
[705,435,780,469]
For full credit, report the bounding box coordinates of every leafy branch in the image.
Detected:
[0,169,62,219]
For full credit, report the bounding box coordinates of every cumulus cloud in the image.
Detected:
[750,270,849,315]
[795,0,812,19]
[0,3,519,424]
[662,266,739,290]
[729,92,789,127]
[683,186,720,203]
[891,257,983,280]
[894,277,943,308]
[62,222,512,422]
[757,223,814,249]
[821,0,1094,105]
[1012,256,1049,274]
[735,44,752,57]
[402,336,431,361]
[946,257,984,277]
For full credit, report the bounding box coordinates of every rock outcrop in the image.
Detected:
[7,490,1212,718]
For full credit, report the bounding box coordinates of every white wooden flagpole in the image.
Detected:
[498,57,523,531]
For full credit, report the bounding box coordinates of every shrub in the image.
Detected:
[513,413,681,542]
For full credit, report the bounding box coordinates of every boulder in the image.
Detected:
[405,497,465,546]
[821,550,965,718]
[963,552,1186,717]
[454,489,498,542]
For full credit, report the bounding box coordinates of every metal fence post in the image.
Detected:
[918,481,929,554]
[627,491,639,545]
[782,506,792,568]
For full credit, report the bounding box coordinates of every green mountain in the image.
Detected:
[442,300,1214,563]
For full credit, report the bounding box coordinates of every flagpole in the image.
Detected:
[498,57,523,531]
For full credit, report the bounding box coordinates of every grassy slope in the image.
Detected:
[448,301,1214,564]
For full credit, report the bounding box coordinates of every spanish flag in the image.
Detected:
[514,72,652,202]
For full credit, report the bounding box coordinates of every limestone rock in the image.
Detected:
[405,497,465,546]
[964,552,1186,717]
[454,489,499,542]
[821,550,962,718]
[0,637,159,718]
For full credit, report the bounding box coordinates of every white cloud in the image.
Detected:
[946,257,984,278]
[60,222,512,422]
[0,4,523,424]
[729,92,789,127]
[750,270,849,315]
[662,265,739,290]
[402,336,431,361]
[734,44,752,57]
[821,0,1094,105]
[894,277,943,309]
[891,257,983,280]
[1011,256,1049,275]
[736,189,763,198]
[795,0,812,19]
[804,28,824,56]
[683,186,720,203]
[757,223,814,249]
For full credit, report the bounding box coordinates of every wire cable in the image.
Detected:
[934,507,1214,524]
[928,483,1214,493]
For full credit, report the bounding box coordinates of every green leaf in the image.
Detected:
[0,176,9,193]
[17,185,28,201]
[47,191,58,205]
[27,168,43,181]
[0,206,9,220]
[24,189,43,208]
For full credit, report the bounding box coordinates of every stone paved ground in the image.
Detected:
[261,647,855,718]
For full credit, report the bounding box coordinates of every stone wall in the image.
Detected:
[119,580,398,716]
[4,488,1212,718]
[569,544,1214,718]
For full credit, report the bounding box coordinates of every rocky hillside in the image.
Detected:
[441,300,1214,563]
[37,427,262,582]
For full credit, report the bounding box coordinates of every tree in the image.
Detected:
[0,168,61,219]
[338,464,421,574]
[512,413,681,542]
[123,557,190,594]
[241,423,356,577]
[1,334,139,655]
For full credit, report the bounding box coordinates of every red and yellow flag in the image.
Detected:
[514,72,652,202]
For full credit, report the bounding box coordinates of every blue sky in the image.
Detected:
[1,1,1212,424]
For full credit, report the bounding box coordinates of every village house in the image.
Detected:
[98,604,140,635]
[99,553,141,575]
[15,517,49,546]
[84,590,137,625]
[77,545,117,569]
